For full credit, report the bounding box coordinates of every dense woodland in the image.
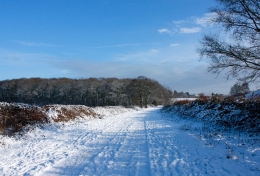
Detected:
[0,76,172,107]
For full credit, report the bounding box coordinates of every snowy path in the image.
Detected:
[0,107,259,175]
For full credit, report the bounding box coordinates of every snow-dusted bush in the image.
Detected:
[43,105,99,122]
[163,98,260,133]
[0,103,48,135]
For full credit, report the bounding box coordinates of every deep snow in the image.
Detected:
[0,107,259,175]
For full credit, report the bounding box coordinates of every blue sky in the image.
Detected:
[0,0,239,94]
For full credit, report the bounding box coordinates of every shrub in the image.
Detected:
[43,105,99,122]
[173,100,192,106]
[0,103,48,135]
[163,98,260,133]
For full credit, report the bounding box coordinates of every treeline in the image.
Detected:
[173,90,196,98]
[0,76,172,107]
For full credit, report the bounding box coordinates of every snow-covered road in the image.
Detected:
[0,107,259,175]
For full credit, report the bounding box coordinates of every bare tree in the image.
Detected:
[197,0,260,83]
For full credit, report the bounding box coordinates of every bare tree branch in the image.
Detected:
[198,0,260,83]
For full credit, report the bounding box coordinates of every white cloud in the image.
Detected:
[0,46,235,95]
[14,41,64,47]
[158,28,171,34]
[170,43,180,47]
[168,65,235,95]
[86,43,153,49]
[158,13,216,36]
[172,20,186,25]
[61,69,70,74]
[195,12,216,27]
[115,49,159,63]
[54,59,234,95]
[150,49,159,52]
[180,27,201,34]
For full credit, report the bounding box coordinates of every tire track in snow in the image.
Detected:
[2,107,258,175]
[143,109,201,175]
[39,111,152,176]
[143,119,153,176]
[79,118,136,175]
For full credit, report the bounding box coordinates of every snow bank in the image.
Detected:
[0,102,139,135]
[44,105,138,122]
[172,98,197,102]
[43,105,99,122]
[92,106,139,117]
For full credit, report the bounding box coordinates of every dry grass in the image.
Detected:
[43,105,99,122]
[0,104,101,135]
[0,103,119,136]
[173,100,192,105]
[0,104,48,135]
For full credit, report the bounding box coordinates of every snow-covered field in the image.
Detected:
[171,98,197,103]
[0,106,259,175]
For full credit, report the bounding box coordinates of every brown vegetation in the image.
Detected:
[0,103,48,135]
[0,102,135,136]
[43,105,99,122]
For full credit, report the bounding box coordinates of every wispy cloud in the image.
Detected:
[158,28,171,34]
[158,28,179,35]
[159,13,216,36]
[115,49,160,63]
[170,43,180,47]
[150,49,159,52]
[14,41,65,47]
[195,12,216,27]
[86,43,154,49]
[55,59,234,95]
[172,20,186,25]
[158,27,201,35]
[0,47,234,94]
[180,27,201,34]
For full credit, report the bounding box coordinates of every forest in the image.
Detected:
[0,76,172,107]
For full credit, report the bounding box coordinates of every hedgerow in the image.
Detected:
[0,103,48,135]
[163,97,260,133]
